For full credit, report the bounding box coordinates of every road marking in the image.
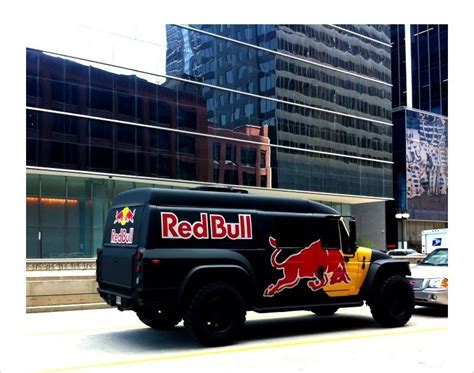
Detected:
[38,326,447,372]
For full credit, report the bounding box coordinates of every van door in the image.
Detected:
[98,205,144,291]
[303,216,353,296]
[258,212,327,306]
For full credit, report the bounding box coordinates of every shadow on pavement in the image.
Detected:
[85,312,376,352]
[85,325,199,352]
[242,313,375,342]
[413,306,448,318]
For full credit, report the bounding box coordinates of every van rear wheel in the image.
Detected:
[136,309,182,329]
[184,282,246,346]
[369,275,414,327]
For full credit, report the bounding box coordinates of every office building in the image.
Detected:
[27,24,393,258]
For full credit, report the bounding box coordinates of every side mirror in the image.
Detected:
[349,219,357,252]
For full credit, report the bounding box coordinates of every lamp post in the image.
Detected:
[395,211,410,250]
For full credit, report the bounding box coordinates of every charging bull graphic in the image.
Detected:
[263,236,351,297]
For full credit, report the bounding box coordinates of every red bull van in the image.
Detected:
[97,187,414,346]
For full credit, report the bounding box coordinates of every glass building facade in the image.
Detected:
[388,25,448,250]
[391,25,448,116]
[27,24,393,258]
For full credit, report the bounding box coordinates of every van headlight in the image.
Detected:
[428,278,448,288]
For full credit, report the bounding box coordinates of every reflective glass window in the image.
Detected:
[241,148,257,167]
[177,134,196,155]
[177,160,196,180]
[224,169,237,184]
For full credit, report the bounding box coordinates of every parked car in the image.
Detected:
[407,248,448,307]
[387,249,418,256]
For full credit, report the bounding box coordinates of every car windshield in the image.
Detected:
[420,249,448,266]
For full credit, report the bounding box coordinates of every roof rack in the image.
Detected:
[192,185,249,194]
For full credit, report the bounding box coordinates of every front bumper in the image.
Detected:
[414,288,448,306]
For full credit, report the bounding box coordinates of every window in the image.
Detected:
[177,107,197,129]
[90,147,113,171]
[244,103,254,116]
[149,101,158,122]
[51,81,64,102]
[117,94,135,117]
[242,172,256,186]
[213,142,221,161]
[157,102,172,125]
[339,220,350,252]
[225,144,236,163]
[117,151,136,174]
[260,151,266,168]
[89,120,112,141]
[224,169,237,184]
[226,69,233,84]
[158,155,172,177]
[91,89,112,112]
[213,167,220,183]
[116,124,135,146]
[177,134,196,155]
[65,84,79,106]
[241,148,257,166]
[177,160,196,180]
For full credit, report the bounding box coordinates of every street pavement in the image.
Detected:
[21,305,450,373]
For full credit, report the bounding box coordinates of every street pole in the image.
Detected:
[395,211,410,250]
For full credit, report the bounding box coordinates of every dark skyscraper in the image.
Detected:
[388,25,448,250]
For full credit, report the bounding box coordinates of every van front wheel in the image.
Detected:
[369,275,414,327]
[184,282,246,346]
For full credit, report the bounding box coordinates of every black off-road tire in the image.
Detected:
[136,309,182,330]
[184,281,246,346]
[311,307,339,316]
[369,275,414,327]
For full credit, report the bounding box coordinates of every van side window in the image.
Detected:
[321,219,341,249]
[339,220,350,252]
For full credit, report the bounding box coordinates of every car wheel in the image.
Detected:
[311,307,339,316]
[184,281,246,346]
[369,275,414,327]
[136,309,182,329]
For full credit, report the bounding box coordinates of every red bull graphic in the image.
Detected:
[113,207,136,226]
[110,228,134,244]
[263,236,351,297]
[161,212,252,240]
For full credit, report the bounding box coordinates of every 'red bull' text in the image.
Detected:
[110,228,134,244]
[161,212,252,240]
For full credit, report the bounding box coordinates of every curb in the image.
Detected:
[27,302,111,313]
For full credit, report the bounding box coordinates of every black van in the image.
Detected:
[97,187,414,346]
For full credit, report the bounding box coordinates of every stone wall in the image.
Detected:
[26,260,107,313]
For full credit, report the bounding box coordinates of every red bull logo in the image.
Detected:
[110,228,134,244]
[263,236,351,297]
[161,212,252,240]
[113,207,136,226]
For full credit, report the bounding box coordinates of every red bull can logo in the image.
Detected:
[263,236,351,297]
[113,207,136,226]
